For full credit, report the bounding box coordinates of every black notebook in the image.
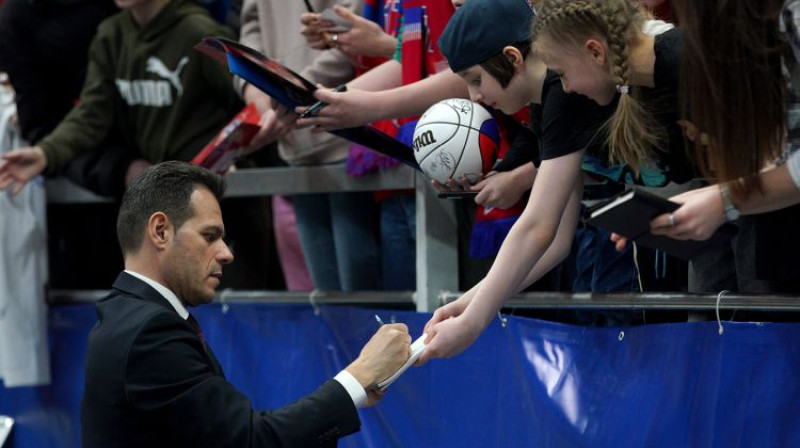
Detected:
[194,37,420,171]
[584,188,737,260]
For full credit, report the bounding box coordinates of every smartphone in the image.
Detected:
[437,191,479,199]
[319,8,353,33]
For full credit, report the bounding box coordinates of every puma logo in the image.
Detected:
[145,56,189,96]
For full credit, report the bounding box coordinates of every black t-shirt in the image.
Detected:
[531,70,612,161]
[493,114,540,171]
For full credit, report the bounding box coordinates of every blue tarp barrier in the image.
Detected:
[1,303,799,447]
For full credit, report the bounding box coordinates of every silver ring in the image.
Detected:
[668,213,676,227]
[332,34,339,44]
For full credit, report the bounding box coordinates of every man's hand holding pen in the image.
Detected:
[345,321,410,406]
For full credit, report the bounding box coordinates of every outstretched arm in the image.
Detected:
[418,150,584,363]
[295,68,467,131]
[421,180,581,345]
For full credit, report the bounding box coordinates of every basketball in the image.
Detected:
[412,98,500,184]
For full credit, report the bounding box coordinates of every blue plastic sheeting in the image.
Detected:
[2,303,800,447]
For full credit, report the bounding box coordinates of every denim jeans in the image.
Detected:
[272,195,313,291]
[573,221,638,293]
[564,222,642,327]
[380,194,416,290]
[291,192,381,291]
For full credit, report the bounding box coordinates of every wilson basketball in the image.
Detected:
[412,98,500,184]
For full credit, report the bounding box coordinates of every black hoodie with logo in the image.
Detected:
[39,0,242,174]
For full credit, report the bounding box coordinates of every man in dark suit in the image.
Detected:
[81,161,412,447]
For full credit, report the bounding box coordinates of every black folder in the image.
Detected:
[584,188,737,260]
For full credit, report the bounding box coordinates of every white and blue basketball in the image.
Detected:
[412,98,500,184]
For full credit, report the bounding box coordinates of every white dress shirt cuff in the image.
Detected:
[333,370,368,409]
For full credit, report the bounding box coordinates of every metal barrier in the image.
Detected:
[440,291,800,311]
[46,165,458,311]
[45,167,800,313]
[48,289,416,307]
[48,289,800,313]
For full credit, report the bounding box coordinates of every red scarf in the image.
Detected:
[395,0,454,131]
[347,0,403,179]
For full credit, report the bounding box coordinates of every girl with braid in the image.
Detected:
[418,0,695,363]
[531,0,693,187]
[534,0,800,294]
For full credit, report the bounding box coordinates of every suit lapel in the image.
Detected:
[109,272,226,378]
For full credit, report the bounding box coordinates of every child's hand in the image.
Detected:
[610,233,628,252]
[473,163,536,209]
[430,174,483,193]
[295,87,375,131]
[417,313,483,366]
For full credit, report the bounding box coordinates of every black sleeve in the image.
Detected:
[538,73,611,161]
[493,120,539,172]
[60,140,134,198]
[125,313,361,447]
[653,28,683,89]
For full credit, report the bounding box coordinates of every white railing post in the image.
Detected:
[414,174,458,312]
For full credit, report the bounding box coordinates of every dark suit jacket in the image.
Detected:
[81,272,361,447]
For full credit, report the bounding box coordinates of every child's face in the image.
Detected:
[458,65,526,115]
[538,37,617,106]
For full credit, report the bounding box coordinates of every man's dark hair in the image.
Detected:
[116,161,226,255]
[480,40,531,88]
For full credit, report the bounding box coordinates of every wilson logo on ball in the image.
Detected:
[413,130,438,152]
[413,99,500,184]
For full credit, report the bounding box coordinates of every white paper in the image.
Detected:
[377,334,427,391]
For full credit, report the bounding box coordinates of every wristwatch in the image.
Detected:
[719,185,740,222]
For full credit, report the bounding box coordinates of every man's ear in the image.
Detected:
[585,38,607,66]
[147,212,172,250]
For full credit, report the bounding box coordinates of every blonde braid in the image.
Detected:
[534,0,663,177]
[603,1,632,88]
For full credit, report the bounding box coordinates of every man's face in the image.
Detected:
[162,187,233,307]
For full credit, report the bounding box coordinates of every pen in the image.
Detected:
[374,315,384,326]
[299,84,347,119]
